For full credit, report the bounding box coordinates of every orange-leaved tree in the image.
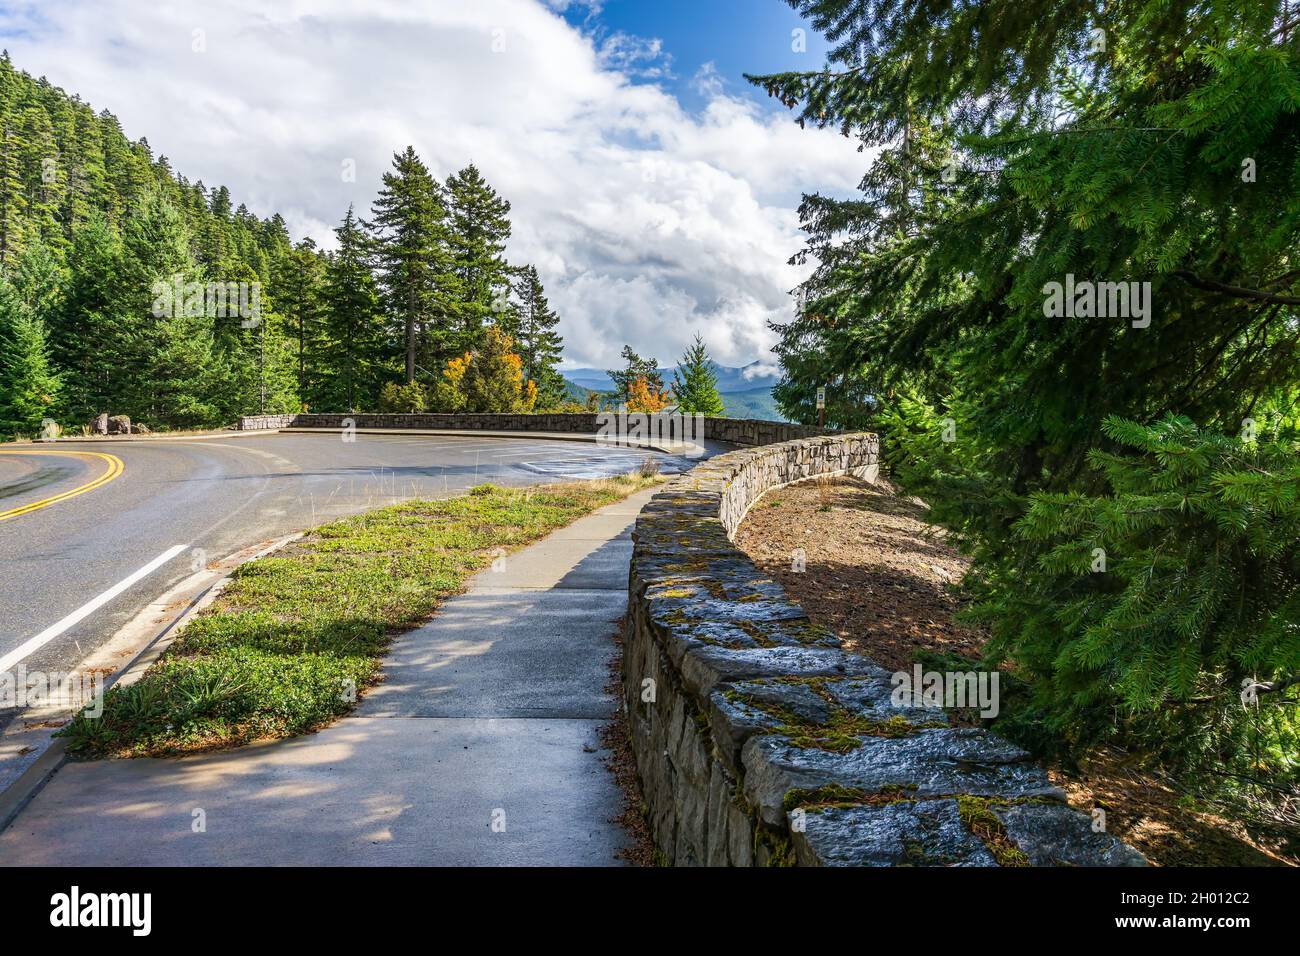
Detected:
[432,325,536,413]
[625,373,671,413]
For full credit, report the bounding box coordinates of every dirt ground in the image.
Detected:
[734,476,983,671]
[734,476,1297,868]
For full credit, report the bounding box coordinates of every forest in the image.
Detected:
[0,53,568,436]
[755,1,1300,811]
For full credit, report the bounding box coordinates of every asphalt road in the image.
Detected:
[0,432,694,729]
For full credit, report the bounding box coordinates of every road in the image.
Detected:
[0,431,693,731]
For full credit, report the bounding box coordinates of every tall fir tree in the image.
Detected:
[445,163,512,356]
[17,103,64,253]
[368,146,449,384]
[0,275,60,435]
[0,118,27,267]
[119,187,224,426]
[316,206,388,411]
[671,333,725,415]
[276,237,325,408]
[510,264,565,408]
[50,213,121,420]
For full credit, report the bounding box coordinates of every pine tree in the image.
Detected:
[316,206,388,411]
[511,264,565,408]
[18,103,64,253]
[0,120,27,266]
[66,105,108,230]
[369,147,449,383]
[671,333,725,415]
[445,163,512,356]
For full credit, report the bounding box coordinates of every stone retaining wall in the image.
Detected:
[237,412,825,447]
[623,433,1147,867]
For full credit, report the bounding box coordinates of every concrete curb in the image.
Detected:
[0,534,301,836]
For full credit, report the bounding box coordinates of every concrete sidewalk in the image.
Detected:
[0,489,655,866]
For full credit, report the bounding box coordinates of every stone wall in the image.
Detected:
[239,412,602,432]
[237,412,828,446]
[623,433,1147,867]
[238,414,299,430]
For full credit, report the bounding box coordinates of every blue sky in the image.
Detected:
[562,0,829,111]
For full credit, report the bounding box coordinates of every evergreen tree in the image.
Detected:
[118,188,224,425]
[66,106,108,231]
[607,345,664,407]
[316,206,388,411]
[511,264,565,408]
[752,0,1300,778]
[17,103,64,253]
[0,118,27,266]
[671,333,725,415]
[277,237,325,408]
[50,213,121,420]
[445,163,512,356]
[0,277,60,435]
[0,51,573,432]
[369,146,449,383]
[984,415,1300,780]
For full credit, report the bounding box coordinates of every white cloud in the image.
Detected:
[0,0,866,369]
[596,32,672,80]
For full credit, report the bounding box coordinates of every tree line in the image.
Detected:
[0,53,567,435]
[753,1,1299,795]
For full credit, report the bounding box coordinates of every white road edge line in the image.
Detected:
[0,544,188,674]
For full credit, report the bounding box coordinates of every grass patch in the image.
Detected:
[60,476,658,758]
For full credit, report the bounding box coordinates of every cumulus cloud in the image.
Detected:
[0,0,866,368]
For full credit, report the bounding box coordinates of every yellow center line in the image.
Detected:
[0,449,125,522]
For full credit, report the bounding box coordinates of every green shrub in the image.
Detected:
[377,381,428,413]
[970,415,1299,783]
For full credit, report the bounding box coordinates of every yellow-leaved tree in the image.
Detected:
[625,373,670,413]
[432,326,536,413]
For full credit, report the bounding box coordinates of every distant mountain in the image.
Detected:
[718,386,784,421]
[562,378,594,404]
[563,361,781,394]
[560,360,787,421]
